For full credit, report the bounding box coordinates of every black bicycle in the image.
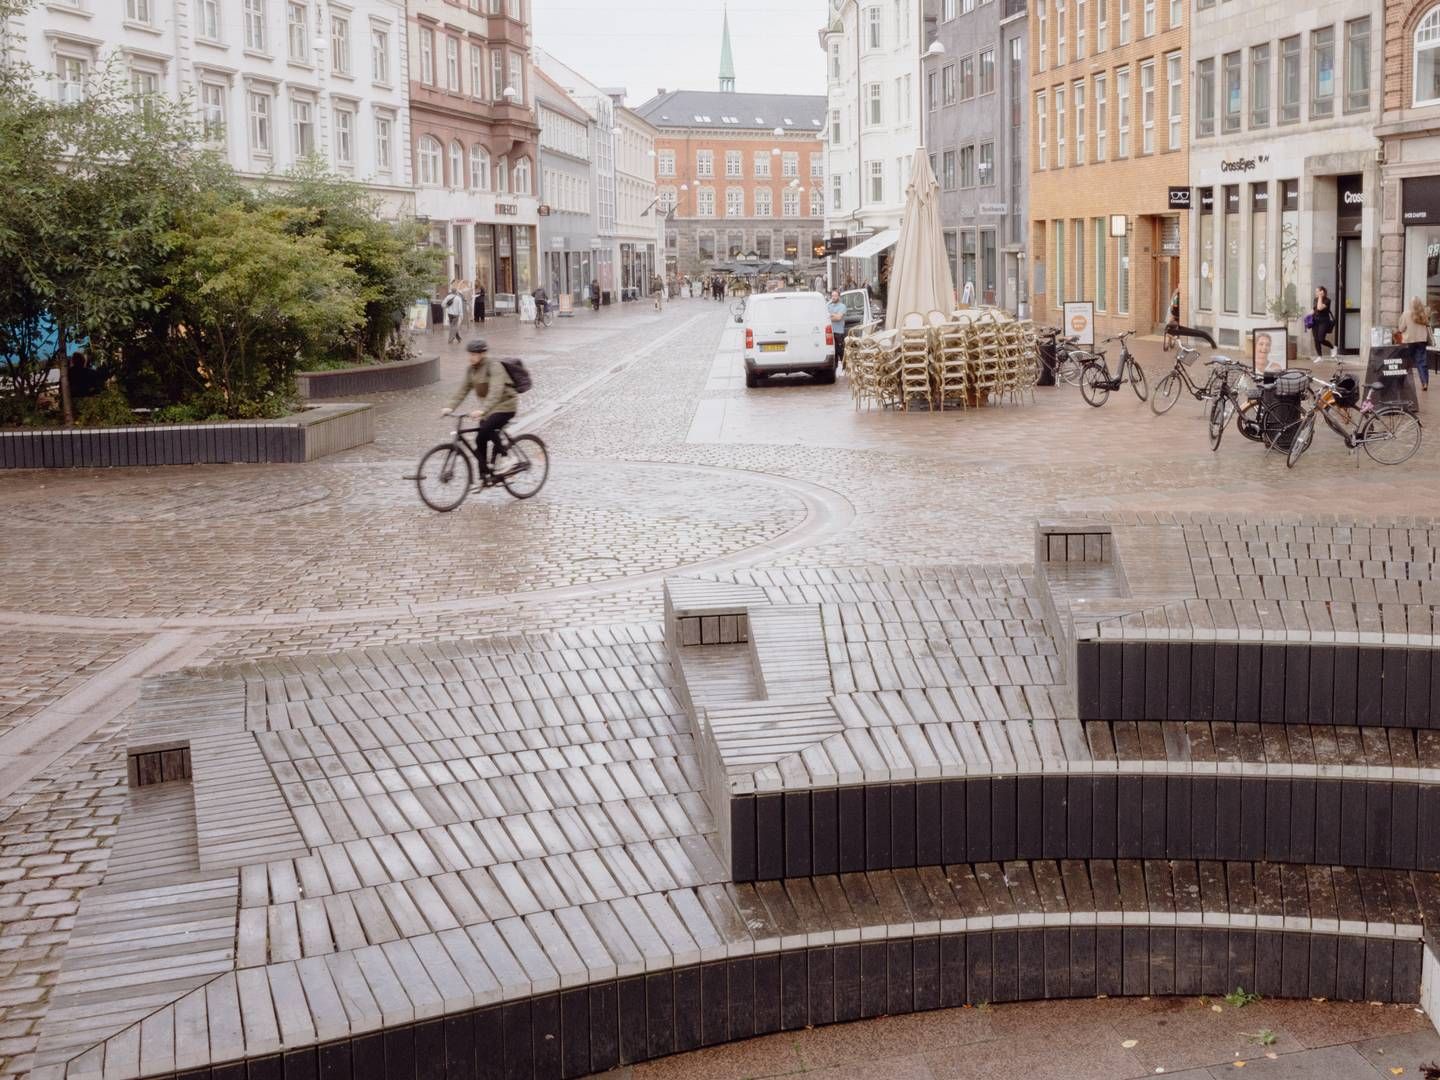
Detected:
[1286,372,1422,468]
[1039,327,1087,385]
[1206,359,1276,451]
[415,420,550,511]
[533,299,554,329]
[1078,330,1148,406]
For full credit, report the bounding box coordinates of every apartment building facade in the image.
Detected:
[614,103,659,296]
[821,0,923,272]
[1028,0,1189,335]
[635,90,827,279]
[408,0,540,306]
[1378,0,1440,330]
[923,0,1029,312]
[535,68,595,306]
[1189,0,1380,354]
[14,0,414,213]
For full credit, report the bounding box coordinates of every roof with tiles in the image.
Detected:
[632,89,827,134]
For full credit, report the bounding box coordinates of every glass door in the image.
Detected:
[1338,236,1361,354]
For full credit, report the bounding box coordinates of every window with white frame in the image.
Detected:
[726,187,744,216]
[244,0,267,51]
[470,144,490,189]
[831,173,843,210]
[248,87,272,154]
[1075,0,1085,59]
[1346,17,1370,113]
[1312,26,1335,117]
[55,52,88,103]
[810,152,823,178]
[941,149,955,188]
[942,64,956,105]
[418,135,441,185]
[514,157,530,194]
[866,6,881,48]
[508,51,523,102]
[755,187,772,215]
[725,150,741,177]
[291,97,315,156]
[1415,10,1440,105]
[1143,0,1154,36]
[754,150,771,177]
[468,44,484,97]
[201,81,226,140]
[331,16,351,75]
[830,108,842,143]
[1096,0,1107,51]
[374,112,392,172]
[829,40,841,80]
[198,0,221,41]
[1119,0,1130,43]
[419,28,434,84]
[943,0,955,18]
[696,149,713,177]
[1055,85,1066,166]
[658,187,676,212]
[495,156,508,192]
[698,187,715,216]
[1250,45,1269,127]
[449,141,463,186]
[1074,80,1085,164]
[1169,0,1181,30]
[1166,51,1181,150]
[868,160,883,202]
[810,187,823,215]
[126,0,153,24]
[1055,0,1065,64]
[658,149,675,176]
[782,151,798,177]
[960,144,975,186]
[782,189,799,217]
[334,106,354,166]
[129,67,160,109]
[371,26,390,83]
[1036,90,1047,168]
[1094,73,1107,160]
[446,37,460,90]
[867,82,883,125]
[288,3,309,62]
[1116,66,1130,155]
[491,50,503,98]
[1037,1,1047,70]
[1140,60,1155,153]
[978,141,993,184]
[1195,57,1215,135]
[960,55,974,99]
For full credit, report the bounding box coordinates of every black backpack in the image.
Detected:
[499,358,532,393]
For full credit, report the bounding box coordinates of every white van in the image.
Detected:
[741,291,836,388]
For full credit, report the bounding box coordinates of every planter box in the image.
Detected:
[296,354,439,400]
[0,401,374,469]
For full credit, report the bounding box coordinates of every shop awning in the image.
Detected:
[839,228,900,260]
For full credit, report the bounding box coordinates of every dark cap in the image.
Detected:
[465,339,488,354]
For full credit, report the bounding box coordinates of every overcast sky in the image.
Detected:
[532,0,826,105]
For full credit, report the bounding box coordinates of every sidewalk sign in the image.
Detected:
[1063,301,1095,346]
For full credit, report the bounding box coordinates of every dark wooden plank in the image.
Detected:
[1235,643,1262,724]
[1116,776,1142,859]
[784,792,812,879]
[588,985,619,1073]
[615,979,645,1065]
[1145,642,1168,721]
[1121,642,1146,721]
[1043,926,1070,999]
[939,933,966,1008]
[1141,776,1167,859]
[731,796,757,882]
[838,787,866,873]
[1309,645,1336,725]
[807,945,834,1026]
[753,954,780,1036]
[1215,777,1242,860]
[1191,775,1217,860]
[1407,649,1433,730]
[1200,927,1229,996]
[991,777,1017,863]
[812,788,839,876]
[1042,776,1068,860]
[833,943,860,1022]
[756,795,784,880]
[1283,645,1311,726]
[645,972,674,1059]
[886,939,914,1016]
[916,781,942,867]
[1095,926,1123,996]
[1192,643,1216,723]
[1381,648,1408,729]
[966,779,992,863]
[1168,642,1192,722]
[1175,926,1203,996]
[727,956,755,1039]
[700,962,728,1046]
[1069,926,1097,998]
[891,782,917,869]
[1016,777,1043,861]
[779,952,807,1032]
[913,935,940,1011]
[940,779,966,866]
[991,928,1019,1003]
[1068,776,1093,859]
[1096,642,1122,721]
[965,930,993,1005]
[532,994,561,1080]
[865,785,892,872]
[1167,775,1192,860]
[1259,644,1286,725]
[1076,640,1102,719]
[561,987,592,1077]
[1265,778,1292,863]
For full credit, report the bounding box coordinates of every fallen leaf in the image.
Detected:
[1122,1040,1139,1049]
[1234,1062,1246,1069]
[1266,1053,1278,1060]
[1391,1069,1405,1076]
[1212,1005,1224,1013]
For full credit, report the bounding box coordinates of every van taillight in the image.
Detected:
[745,328,753,349]
[824,325,834,345]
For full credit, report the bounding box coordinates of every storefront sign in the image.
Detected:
[1337,175,1363,236]
[1063,301,1095,346]
[495,203,519,216]
[1168,187,1192,209]
[1220,157,1259,173]
[978,202,1008,216]
[1403,176,1440,225]
[550,236,565,248]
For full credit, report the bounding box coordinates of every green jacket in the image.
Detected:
[448,356,518,416]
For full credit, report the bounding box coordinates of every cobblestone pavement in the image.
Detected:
[1,298,1438,1079]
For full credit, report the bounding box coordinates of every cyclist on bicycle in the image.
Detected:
[532,285,549,323]
[439,339,517,483]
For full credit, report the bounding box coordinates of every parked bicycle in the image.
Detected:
[1039,327,1087,386]
[1078,330,1148,406]
[415,419,550,511]
[1285,372,1423,468]
[1151,329,1238,414]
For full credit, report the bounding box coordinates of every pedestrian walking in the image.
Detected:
[442,287,464,344]
[827,289,848,372]
[1308,286,1335,356]
[1402,296,1432,393]
[474,284,487,325]
[590,280,600,312]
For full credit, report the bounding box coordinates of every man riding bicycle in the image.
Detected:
[439,339,517,484]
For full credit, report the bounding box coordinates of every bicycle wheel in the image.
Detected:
[416,443,472,511]
[499,434,550,498]
[1056,353,1083,386]
[1236,394,1266,442]
[1286,413,1317,468]
[1151,371,1181,414]
[1079,363,1111,407]
[1260,399,1304,453]
[1359,407,1423,465]
[1209,394,1234,451]
[1127,357,1149,402]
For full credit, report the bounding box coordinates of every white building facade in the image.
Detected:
[14,0,414,215]
[821,0,924,265]
[1187,0,1380,354]
[613,104,658,297]
[536,70,596,306]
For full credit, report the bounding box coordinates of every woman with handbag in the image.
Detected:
[1402,296,1431,392]
[1309,286,1334,356]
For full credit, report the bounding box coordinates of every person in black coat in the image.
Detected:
[1310,286,1334,356]
[473,284,486,325]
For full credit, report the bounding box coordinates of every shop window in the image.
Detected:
[1223,185,1240,314]
[1278,180,1299,311]
[1116,232,1129,313]
[1250,184,1269,316]
[1054,219,1065,308]
[1073,220,1085,299]
[1094,218,1107,311]
[961,230,977,297]
[982,230,996,304]
[1198,188,1214,311]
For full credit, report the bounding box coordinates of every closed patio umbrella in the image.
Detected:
[885,148,956,331]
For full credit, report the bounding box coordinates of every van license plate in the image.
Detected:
[760,343,786,352]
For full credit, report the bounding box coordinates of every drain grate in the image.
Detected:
[128,745,191,787]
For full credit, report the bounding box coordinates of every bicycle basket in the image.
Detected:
[1333,373,1360,408]
[1273,371,1309,399]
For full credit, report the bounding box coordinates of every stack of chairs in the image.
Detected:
[933,313,972,410]
[992,316,1031,405]
[965,312,1004,404]
[897,313,933,411]
[846,323,880,410]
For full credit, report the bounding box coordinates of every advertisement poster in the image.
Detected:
[1063,301,1095,346]
[1252,326,1289,373]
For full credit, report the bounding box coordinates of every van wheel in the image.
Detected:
[815,365,836,385]
[745,370,760,388]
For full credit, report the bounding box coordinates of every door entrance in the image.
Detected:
[1154,256,1179,330]
[1337,236,1361,355]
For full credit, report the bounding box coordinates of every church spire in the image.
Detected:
[718,5,735,92]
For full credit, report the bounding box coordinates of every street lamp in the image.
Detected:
[502,86,518,102]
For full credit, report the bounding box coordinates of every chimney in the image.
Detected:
[657,88,666,96]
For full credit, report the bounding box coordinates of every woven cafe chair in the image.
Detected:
[933,315,971,411]
[897,312,933,411]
